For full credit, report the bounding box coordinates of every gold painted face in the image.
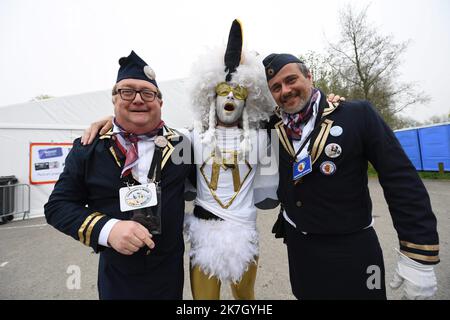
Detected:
[215,82,248,100]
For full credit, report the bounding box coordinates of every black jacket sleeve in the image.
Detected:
[362,102,439,264]
[44,138,110,252]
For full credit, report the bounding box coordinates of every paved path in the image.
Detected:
[0,179,448,300]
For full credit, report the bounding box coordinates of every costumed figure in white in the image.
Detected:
[184,19,278,300]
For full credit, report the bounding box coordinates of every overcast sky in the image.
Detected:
[1,0,449,121]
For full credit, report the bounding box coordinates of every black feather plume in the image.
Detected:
[224,19,243,82]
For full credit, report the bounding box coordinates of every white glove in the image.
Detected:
[389,248,437,300]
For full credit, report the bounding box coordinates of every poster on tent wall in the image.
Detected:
[29,143,73,184]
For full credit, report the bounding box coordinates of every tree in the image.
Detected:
[423,113,450,125]
[391,115,422,130]
[324,5,430,128]
[300,51,348,98]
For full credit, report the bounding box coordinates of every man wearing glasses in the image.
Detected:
[45,51,191,299]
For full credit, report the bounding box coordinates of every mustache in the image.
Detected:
[281,92,297,104]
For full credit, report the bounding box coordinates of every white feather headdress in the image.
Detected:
[189,20,275,151]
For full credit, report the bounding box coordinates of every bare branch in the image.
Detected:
[323,3,426,126]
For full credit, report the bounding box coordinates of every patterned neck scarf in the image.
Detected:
[113,118,165,177]
[282,88,319,140]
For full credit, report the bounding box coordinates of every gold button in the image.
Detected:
[296,201,302,207]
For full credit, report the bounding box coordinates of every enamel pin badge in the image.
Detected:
[320,161,337,175]
[325,143,342,159]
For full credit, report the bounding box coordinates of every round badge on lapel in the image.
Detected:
[325,143,342,158]
[330,126,343,137]
[320,161,337,175]
[154,136,168,148]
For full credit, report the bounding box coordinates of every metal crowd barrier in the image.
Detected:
[0,183,30,222]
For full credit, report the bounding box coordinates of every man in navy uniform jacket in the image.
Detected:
[263,53,440,300]
[45,51,191,299]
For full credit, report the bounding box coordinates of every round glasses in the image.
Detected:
[215,82,248,100]
[117,88,158,102]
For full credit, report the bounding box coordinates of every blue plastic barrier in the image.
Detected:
[395,123,450,172]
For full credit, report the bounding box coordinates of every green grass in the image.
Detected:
[417,171,450,180]
[367,163,450,180]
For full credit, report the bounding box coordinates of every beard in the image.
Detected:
[280,90,309,114]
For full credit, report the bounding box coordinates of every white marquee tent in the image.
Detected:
[0,78,192,218]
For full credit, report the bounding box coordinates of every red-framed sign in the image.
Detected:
[29,142,73,185]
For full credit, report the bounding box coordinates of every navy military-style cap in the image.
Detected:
[262,53,302,81]
[116,50,158,88]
